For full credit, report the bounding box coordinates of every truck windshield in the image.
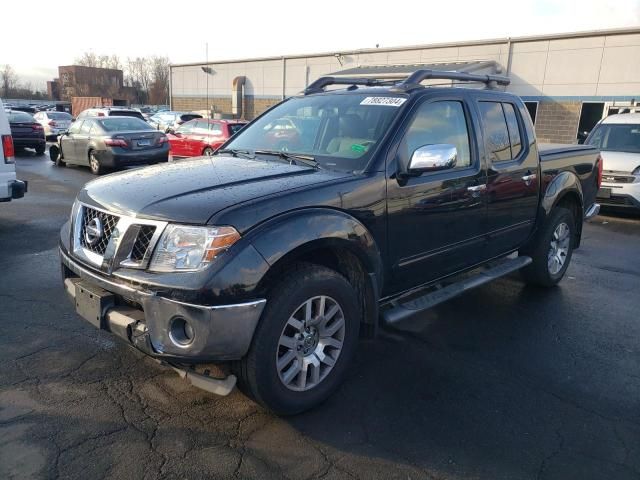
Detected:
[587,123,640,154]
[223,93,406,172]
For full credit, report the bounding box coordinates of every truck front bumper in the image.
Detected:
[60,248,266,363]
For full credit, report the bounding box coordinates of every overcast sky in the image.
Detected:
[2,0,639,88]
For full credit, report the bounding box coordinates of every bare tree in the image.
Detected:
[149,56,170,105]
[1,64,18,98]
[75,52,100,68]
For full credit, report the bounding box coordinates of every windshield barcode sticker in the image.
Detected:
[360,97,407,107]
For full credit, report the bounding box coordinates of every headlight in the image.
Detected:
[633,166,640,177]
[149,224,241,272]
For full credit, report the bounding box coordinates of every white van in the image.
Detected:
[0,99,27,202]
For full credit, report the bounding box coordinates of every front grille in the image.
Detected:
[130,225,156,262]
[79,207,119,255]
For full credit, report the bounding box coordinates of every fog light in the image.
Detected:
[169,316,195,347]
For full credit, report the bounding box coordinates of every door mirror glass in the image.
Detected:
[408,144,457,173]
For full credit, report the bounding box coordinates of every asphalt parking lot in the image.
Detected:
[1,149,639,480]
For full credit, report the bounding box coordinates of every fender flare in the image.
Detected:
[541,170,584,217]
[247,207,384,301]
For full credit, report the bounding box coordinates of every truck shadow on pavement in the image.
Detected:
[1,271,639,479]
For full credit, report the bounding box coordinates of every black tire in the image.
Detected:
[520,207,575,287]
[49,145,65,166]
[89,150,103,175]
[234,263,360,415]
[203,147,214,157]
[35,144,46,156]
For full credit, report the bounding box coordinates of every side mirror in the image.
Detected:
[167,128,175,135]
[407,144,457,173]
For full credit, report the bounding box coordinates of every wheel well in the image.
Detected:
[257,246,379,337]
[555,192,583,247]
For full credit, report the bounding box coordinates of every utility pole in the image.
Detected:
[205,42,209,118]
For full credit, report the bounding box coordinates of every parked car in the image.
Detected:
[10,105,37,114]
[77,107,145,121]
[49,116,169,174]
[168,119,248,158]
[59,69,601,414]
[34,111,73,140]
[587,113,640,210]
[148,111,202,133]
[7,110,46,155]
[0,100,27,203]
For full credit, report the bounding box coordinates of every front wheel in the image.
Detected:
[234,263,360,415]
[521,206,575,287]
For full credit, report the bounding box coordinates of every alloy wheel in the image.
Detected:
[276,295,345,392]
[548,222,570,275]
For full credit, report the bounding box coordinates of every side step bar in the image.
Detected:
[383,256,532,325]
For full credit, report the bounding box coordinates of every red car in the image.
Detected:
[167,119,248,158]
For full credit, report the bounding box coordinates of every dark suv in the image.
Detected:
[59,70,601,414]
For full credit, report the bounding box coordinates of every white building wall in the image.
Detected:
[171,29,640,103]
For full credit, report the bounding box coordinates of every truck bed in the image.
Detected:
[538,143,600,215]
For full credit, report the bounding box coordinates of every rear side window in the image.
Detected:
[479,102,511,162]
[502,103,522,158]
[210,122,223,135]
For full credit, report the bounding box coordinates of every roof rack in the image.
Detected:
[302,69,510,95]
[303,77,396,95]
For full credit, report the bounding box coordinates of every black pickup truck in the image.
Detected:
[60,70,602,414]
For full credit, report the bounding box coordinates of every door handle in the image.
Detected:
[522,173,537,185]
[467,184,487,192]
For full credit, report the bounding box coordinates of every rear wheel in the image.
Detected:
[234,263,360,415]
[35,144,46,156]
[89,151,103,175]
[203,147,214,157]
[521,207,575,287]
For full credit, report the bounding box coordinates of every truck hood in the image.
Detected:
[599,150,640,173]
[78,156,351,224]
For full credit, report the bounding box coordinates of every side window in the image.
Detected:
[68,121,83,134]
[479,101,511,162]
[80,120,93,134]
[176,121,195,134]
[503,103,522,158]
[210,122,223,135]
[402,100,472,168]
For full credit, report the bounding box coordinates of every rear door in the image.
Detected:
[386,93,488,292]
[476,98,540,257]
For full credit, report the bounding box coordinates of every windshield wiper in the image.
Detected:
[214,148,255,159]
[253,150,319,169]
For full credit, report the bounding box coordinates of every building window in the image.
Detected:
[577,102,604,143]
[524,101,538,125]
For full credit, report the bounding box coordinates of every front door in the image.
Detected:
[476,99,540,258]
[386,95,488,293]
[61,120,83,163]
[74,119,94,164]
